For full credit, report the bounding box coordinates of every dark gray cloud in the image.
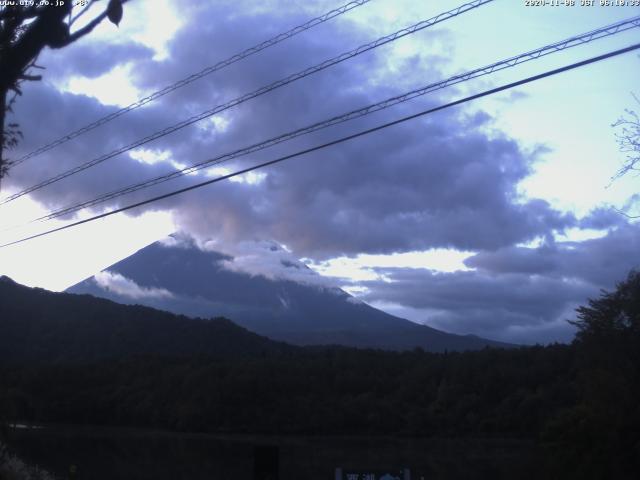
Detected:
[358,267,589,344]
[356,224,640,343]
[6,0,574,259]
[5,82,181,212]
[466,223,640,286]
[578,206,628,230]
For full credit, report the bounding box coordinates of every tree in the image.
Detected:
[0,0,128,186]
[556,270,640,479]
[571,269,640,343]
[611,93,640,184]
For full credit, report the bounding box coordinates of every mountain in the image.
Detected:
[0,275,292,364]
[67,238,511,352]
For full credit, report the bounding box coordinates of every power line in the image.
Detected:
[35,15,640,222]
[2,42,638,249]
[0,0,494,205]
[10,0,373,168]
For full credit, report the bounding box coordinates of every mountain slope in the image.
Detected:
[67,238,511,352]
[0,275,292,364]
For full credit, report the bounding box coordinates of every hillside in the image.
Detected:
[0,276,292,364]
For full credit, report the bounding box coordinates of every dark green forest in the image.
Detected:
[1,272,639,479]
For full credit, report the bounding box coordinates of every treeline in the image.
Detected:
[1,272,639,479]
[0,340,636,478]
[0,345,574,436]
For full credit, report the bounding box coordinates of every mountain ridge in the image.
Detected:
[67,238,513,352]
[0,277,293,364]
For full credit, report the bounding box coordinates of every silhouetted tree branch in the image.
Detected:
[612,93,640,182]
[0,0,131,187]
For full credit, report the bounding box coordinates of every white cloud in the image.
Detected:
[208,239,339,289]
[94,270,174,300]
[309,249,474,280]
[129,148,173,165]
[63,63,146,107]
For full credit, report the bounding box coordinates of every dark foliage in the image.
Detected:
[542,270,640,479]
[0,276,294,363]
[1,272,639,478]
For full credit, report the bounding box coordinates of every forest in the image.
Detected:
[0,271,639,479]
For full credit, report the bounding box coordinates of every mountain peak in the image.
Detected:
[67,238,512,352]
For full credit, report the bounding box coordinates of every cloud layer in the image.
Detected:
[355,223,640,343]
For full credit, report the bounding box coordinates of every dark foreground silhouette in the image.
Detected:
[1,272,639,479]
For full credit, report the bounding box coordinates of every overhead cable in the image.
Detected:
[2,42,638,249]
[36,15,640,222]
[10,0,373,167]
[0,0,494,205]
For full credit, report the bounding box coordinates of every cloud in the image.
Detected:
[203,239,341,290]
[94,270,174,300]
[354,224,640,343]
[43,41,155,81]
[578,206,628,230]
[357,267,590,344]
[466,223,640,286]
[497,90,529,103]
[5,0,578,260]
[169,113,576,258]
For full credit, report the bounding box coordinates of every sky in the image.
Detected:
[0,0,639,344]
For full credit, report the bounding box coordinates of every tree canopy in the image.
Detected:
[572,269,640,340]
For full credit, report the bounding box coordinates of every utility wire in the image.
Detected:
[34,15,640,222]
[2,43,638,249]
[0,0,494,205]
[10,0,373,167]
